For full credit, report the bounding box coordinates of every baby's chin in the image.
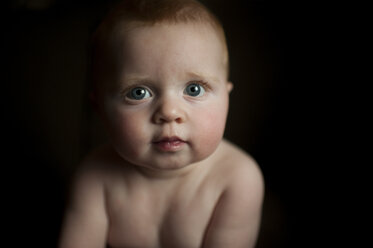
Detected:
[123,152,212,178]
[110,141,219,177]
[135,156,201,171]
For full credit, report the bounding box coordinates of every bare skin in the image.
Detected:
[60,139,263,248]
[59,23,264,248]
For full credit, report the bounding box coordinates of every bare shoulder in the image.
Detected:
[202,140,264,247]
[60,144,113,248]
[65,143,124,210]
[213,139,265,218]
[217,139,264,195]
[66,143,117,207]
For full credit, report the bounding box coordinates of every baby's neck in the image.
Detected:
[132,160,205,181]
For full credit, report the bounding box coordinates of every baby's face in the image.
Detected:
[98,23,232,172]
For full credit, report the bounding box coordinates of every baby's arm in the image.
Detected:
[59,166,108,248]
[203,160,264,248]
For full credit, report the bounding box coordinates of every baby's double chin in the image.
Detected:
[135,156,203,179]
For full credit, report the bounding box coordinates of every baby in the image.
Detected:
[59,0,264,247]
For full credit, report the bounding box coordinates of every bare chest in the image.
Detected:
[106,184,221,248]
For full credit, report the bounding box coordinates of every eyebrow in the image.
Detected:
[120,71,221,87]
[185,71,221,84]
[122,74,152,82]
[117,76,154,94]
[119,76,155,87]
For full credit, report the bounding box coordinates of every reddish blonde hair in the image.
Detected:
[90,0,228,92]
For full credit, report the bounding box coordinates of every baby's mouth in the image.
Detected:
[152,136,186,152]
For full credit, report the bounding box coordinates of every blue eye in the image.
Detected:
[184,83,205,97]
[127,87,152,100]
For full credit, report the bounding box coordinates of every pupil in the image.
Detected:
[135,89,144,96]
[186,84,201,96]
[184,84,203,97]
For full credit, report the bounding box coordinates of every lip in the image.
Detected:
[152,136,186,152]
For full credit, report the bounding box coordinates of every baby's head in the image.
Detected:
[90,0,229,94]
[89,0,233,173]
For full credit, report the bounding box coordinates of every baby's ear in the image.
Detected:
[227,82,233,93]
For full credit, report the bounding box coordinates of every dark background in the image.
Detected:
[3,0,357,247]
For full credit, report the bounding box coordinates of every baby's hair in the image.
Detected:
[89,0,228,94]
[98,0,222,25]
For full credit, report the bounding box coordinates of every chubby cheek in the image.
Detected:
[191,99,228,158]
[105,108,149,157]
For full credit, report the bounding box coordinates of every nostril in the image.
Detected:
[154,114,177,124]
[153,109,185,124]
[175,117,183,123]
[152,98,187,124]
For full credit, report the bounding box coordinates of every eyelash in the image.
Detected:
[121,80,212,100]
[188,80,211,91]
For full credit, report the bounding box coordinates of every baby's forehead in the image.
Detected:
[111,21,223,45]
[110,22,228,67]
[110,22,227,74]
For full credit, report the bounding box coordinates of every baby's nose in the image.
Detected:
[152,96,187,124]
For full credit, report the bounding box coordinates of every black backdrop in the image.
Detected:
[3,0,357,247]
